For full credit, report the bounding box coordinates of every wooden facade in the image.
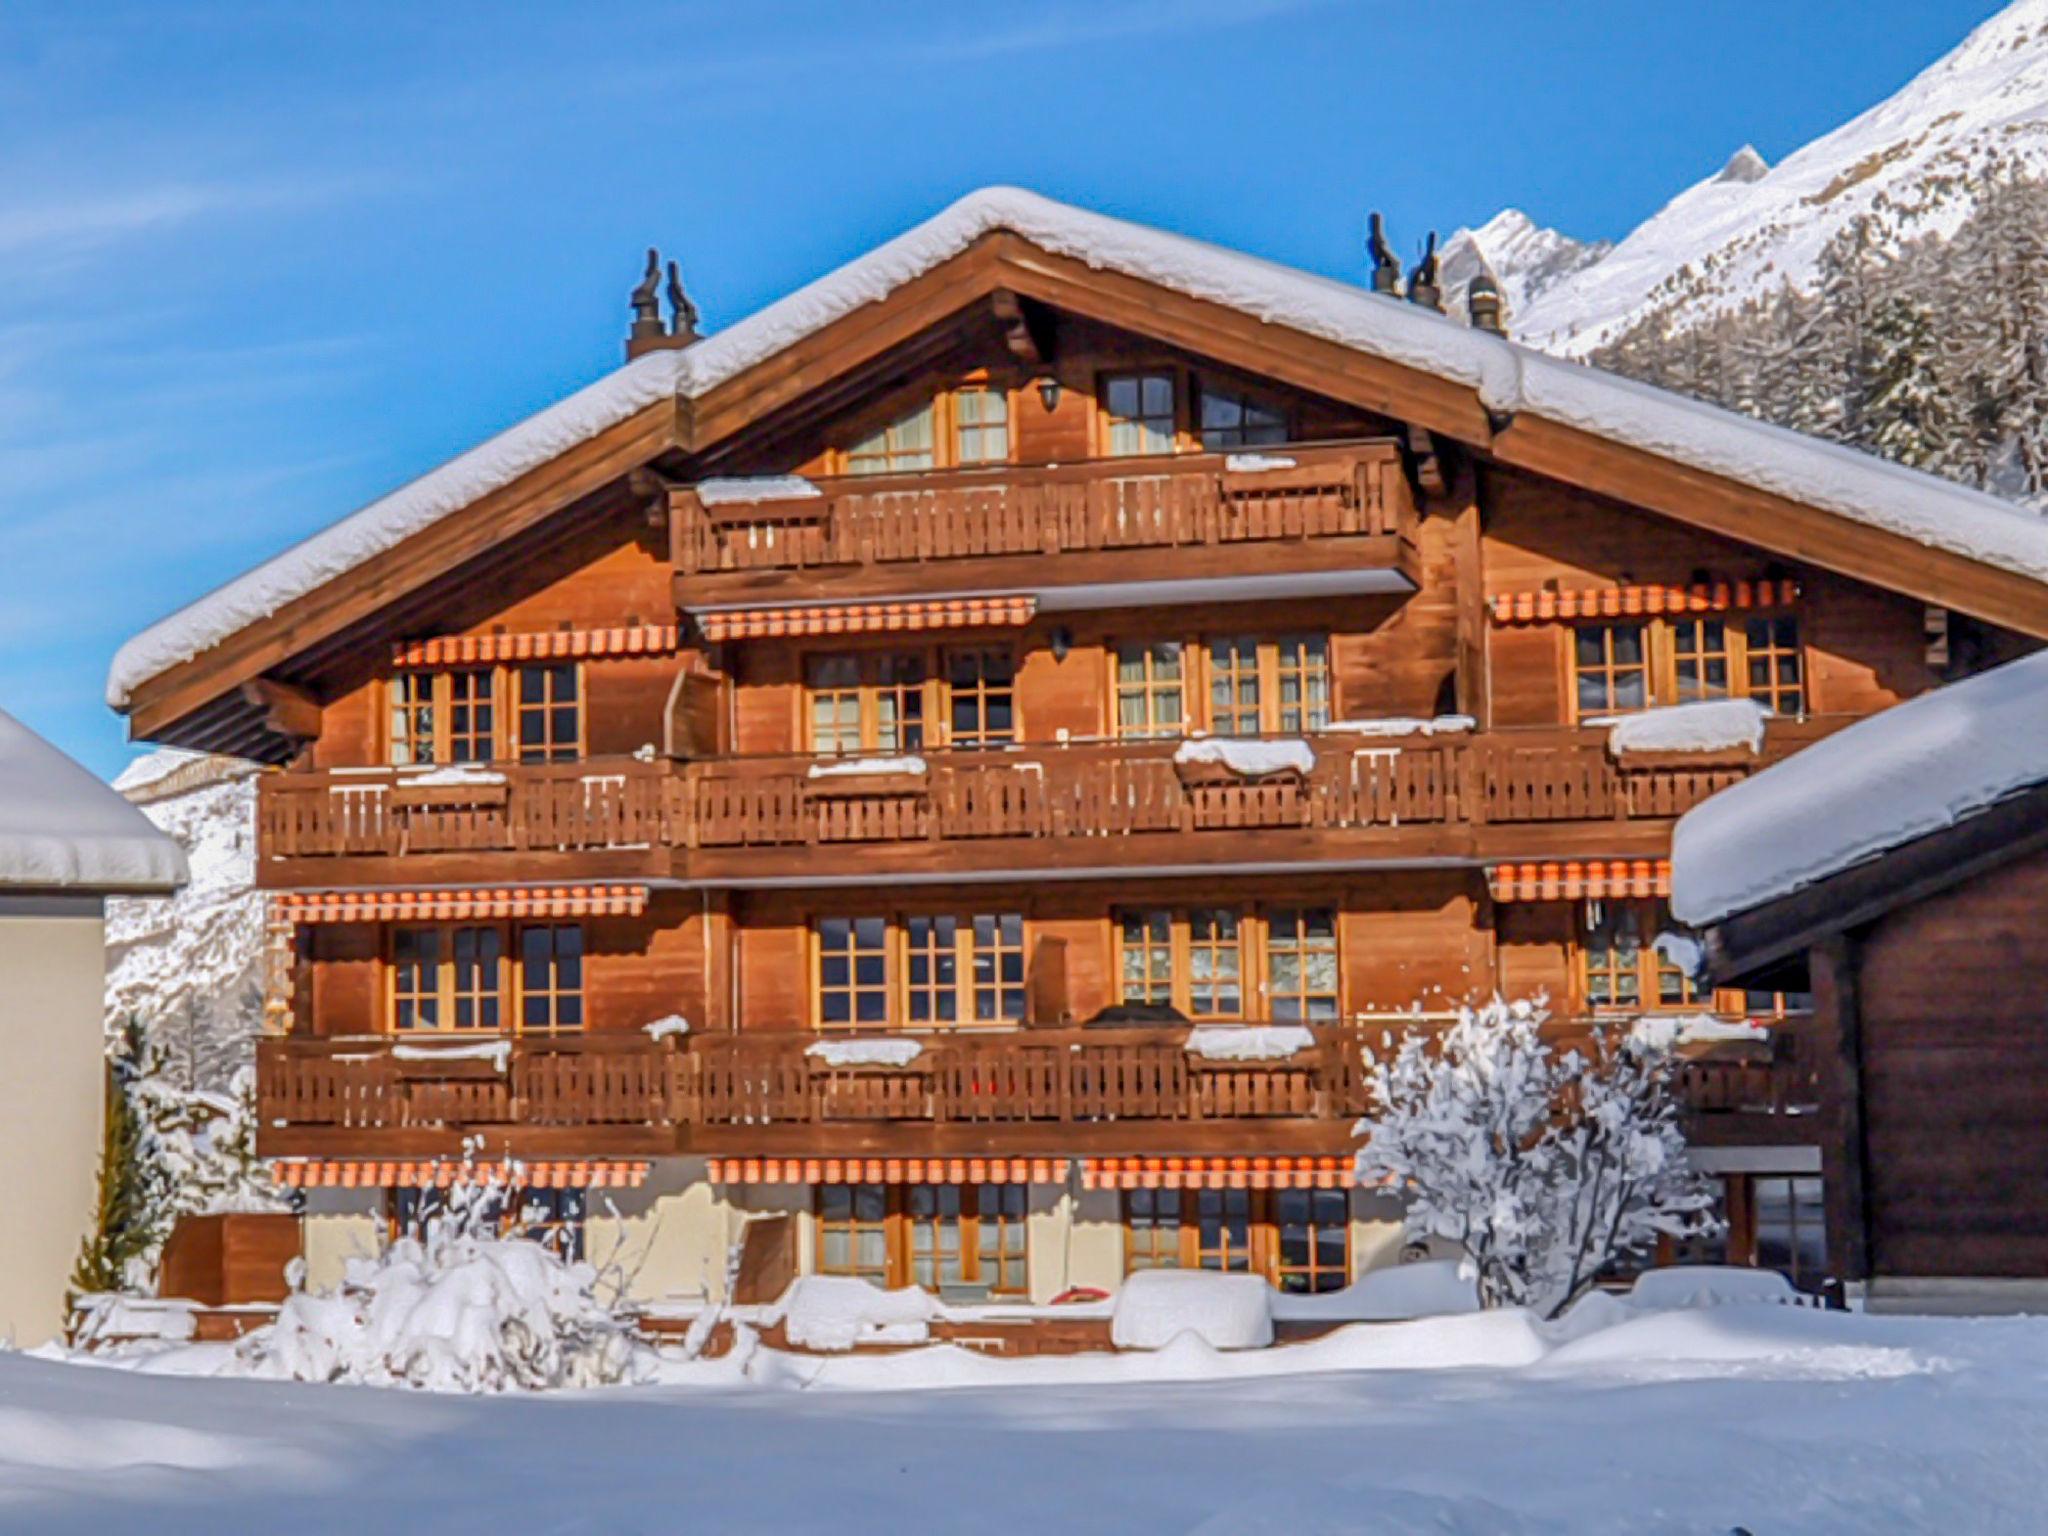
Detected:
[115,198,2048,1300]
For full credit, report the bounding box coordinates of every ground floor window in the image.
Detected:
[817,1184,1029,1297]
[389,1184,586,1260]
[1123,1188,1351,1292]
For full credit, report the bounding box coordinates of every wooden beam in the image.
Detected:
[1406,423,1447,499]
[989,287,1054,367]
[237,678,321,741]
[1811,933,1873,1285]
[1450,459,1489,726]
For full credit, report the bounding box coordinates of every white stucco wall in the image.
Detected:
[0,900,109,1346]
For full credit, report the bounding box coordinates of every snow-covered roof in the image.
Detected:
[0,710,187,893]
[107,186,2048,712]
[1670,649,2048,925]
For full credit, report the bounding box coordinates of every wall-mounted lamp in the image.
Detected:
[1037,376,1062,413]
[1050,626,1073,662]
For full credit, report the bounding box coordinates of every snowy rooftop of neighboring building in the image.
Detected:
[0,711,187,894]
[1671,650,2048,925]
[108,185,2048,710]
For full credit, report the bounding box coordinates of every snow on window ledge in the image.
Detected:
[1324,715,1476,738]
[1184,1025,1316,1061]
[1171,737,1315,778]
[391,1039,513,1071]
[642,1014,691,1041]
[1627,1012,1770,1052]
[806,756,929,780]
[693,475,823,507]
[804,1037,925,1068]
[1590,699,1768,758]
[1222,453,1298,473]
[395,765,509,787]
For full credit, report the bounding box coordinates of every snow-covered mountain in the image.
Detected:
[1438,211,1609,333]
[104,749,266,1088]
[1462,0,2048,355]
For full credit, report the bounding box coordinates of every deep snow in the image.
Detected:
[3,1304,2044,1533]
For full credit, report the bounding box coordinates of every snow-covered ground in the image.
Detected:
[3,1304,2045,1533]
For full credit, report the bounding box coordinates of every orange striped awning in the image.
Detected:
[271,1159,650,1190]
[1489,859,1670,901]
[709,1157,1067,1186]
[692,596,1036,643]
[1489,580,1800,626]
[1081,1156,1361,1191]
[393,624,680,668]
[273,884,649,924]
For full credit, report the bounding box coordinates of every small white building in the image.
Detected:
[0,710,185,1345]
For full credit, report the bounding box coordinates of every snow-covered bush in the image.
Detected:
[1111,1270,1273,1350]
[1355,997,1719,1318]
[235,1172,649,1392]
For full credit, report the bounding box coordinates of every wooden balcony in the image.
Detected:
[256,1018,1825,1161]
[254,721,1843,886]
[255,757,681,887]
[669,440,1419,607]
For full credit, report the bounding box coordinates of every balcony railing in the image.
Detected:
[670,440,1415,588]
[254,722,1840,878]
[256,1018,1822,1157]
[256,757,678,866]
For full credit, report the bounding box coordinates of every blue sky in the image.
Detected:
[0,0,2001,778]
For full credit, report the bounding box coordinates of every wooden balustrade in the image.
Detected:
[672,441,1411,578]
[256,722,1840,870]
[256,1019,1821,1153]
[257,757,679,864]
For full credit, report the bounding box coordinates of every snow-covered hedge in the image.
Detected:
[1110,1270,1274,1350]
[234,1181,649,1392]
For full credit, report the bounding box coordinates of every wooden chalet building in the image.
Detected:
[1675,650,2048,1313]
[110,188,2048,1305]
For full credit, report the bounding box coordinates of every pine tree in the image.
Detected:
[70,1018,164,1297]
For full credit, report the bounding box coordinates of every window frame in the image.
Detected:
[384,921,587,1034]
[1122,1188,1352,1292]
[1098,370,1180,457]
[804,644,1020,754]
[1575,898,1700,1014]
[1195,379,1292,452]
[1113,634,1334,740]
[810,910,1030,1031]
[1113,906,1342,1022]
[383,662,585,765]
[817,1184,1031,1296]
[1563,611,1805,723]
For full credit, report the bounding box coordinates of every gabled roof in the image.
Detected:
[1672,648,2048,928]
[109,186,2048,726]
[0,711,186,894]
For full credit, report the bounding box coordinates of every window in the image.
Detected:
[1103,372,1176,456]
[520,925,584,1031]
[1185,909,1243,1018]
[1125,1188,1184,1271]
[946,649,1016,748]
[1115,642,1186,738]
[1198,383,1288,451]
[1574,623,1650,716]
[394,1184,586,1256]
[953,387,1010,465]
[516,664,581,762]
[1751,1176,1827,1289]
[1670,617,1731,702]
[1120,636,1330,739]
[389,923,584,1033]
[1124,1189,1353,1290]
[1118,910,1176,1007]
[1266,908,1339,1021]
[1745,615,1805,714]
[1567,614,1804,720]
[821,1184,1029,1296]
[1273,1189,1351,1294]
[818,1184,891,1283]
[388,671,439,766]
[1119,908,1338,1021]
[806,653,926,754]
[846,402,936,475]
[818,913,1025,1028]
[1580,899,1696,1012]
[445,670,496,763]
[1195,1189,1256,1273]
[816,916,890,1027]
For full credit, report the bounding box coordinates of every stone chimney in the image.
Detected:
[625,247,700,360]
[1467,266,1506,335]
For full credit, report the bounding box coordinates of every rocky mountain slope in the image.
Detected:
[1449,1,2048,355]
